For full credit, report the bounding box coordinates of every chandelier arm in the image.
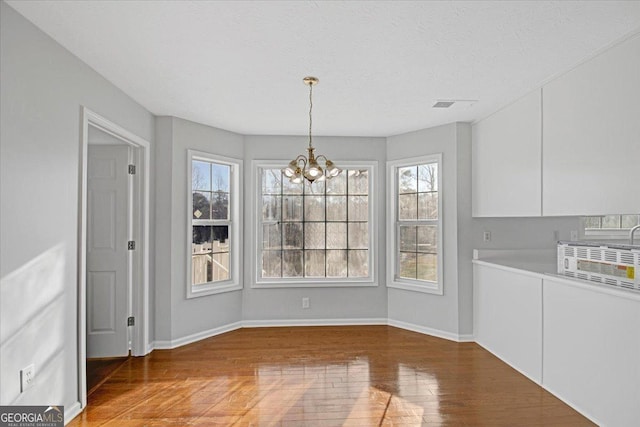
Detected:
[315,154,328,164]
[295,155,307,168]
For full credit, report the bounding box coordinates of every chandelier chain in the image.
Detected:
[308,82,313,149]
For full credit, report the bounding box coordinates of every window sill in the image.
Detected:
[252,280,378,289]
[583,229,635,241]
[387,280,443,295]
[187,282,243,299]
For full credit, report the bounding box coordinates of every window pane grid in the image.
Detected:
[260,168,370,279]
[584,214,640,230]
[191,159,232,286]
[395,162,439,284]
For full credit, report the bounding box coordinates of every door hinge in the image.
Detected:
[127,316,135,326]
[128,240,135,250]
[128,164,136,175]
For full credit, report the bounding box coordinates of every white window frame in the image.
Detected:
[251,160,377,288]
[386,154,444,295]
[187,149,242,298]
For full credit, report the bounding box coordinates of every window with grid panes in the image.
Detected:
[581,214,640,239]
[387,154,443,294]
[258,165,373,282]
[188,150,242,298]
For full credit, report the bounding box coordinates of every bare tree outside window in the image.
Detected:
[259,168,370,280]
[582,214,640,239]
[397,162,439,283]
[584,215,639,229]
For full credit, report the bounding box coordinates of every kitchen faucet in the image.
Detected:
[630,224,640,245]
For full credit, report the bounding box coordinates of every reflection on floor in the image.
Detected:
[71,326,594,426]
[87,356,128,396]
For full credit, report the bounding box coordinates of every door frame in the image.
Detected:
[78,107,151,408]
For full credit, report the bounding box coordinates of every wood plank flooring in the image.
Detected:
[68,326,594,426]
[87,357,129,396]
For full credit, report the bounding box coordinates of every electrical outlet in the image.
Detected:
[21,364,35,392]
[570,230,578,241]
[302,297,310,309]
[483,231,492,242]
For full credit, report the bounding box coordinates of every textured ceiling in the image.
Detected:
[7,1,640,137]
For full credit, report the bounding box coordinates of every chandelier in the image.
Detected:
[282,77,341,184]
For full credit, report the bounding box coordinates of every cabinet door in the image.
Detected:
[542,34,640,216]
[472,89,542,217]
[473,264,543,383]
[543,279,640,426]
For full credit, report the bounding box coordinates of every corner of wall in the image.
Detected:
[153,116,174,341]
[455,123,474,336]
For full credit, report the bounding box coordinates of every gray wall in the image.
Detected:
[386,123,473,336]
[154,117,244,342]
[242,135,388,322]
[154,117,174,341]
[473,216,580,249]
[455,124,474,336]
[0,1,154,410]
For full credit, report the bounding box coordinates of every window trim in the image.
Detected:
[386,154,444,295]
[251,160,378,288]
[187,149,243,298]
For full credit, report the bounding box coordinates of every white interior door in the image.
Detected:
[86,144,130,358]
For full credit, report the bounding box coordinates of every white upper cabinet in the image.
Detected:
[542,34,640,216]
[472,89,542,217]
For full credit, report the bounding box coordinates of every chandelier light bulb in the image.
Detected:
[325,160,341,178]
[283,159,298,178]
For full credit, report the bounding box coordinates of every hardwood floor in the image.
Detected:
[69,326,594,426]
[87,357,129,396]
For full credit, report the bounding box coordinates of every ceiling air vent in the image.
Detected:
[432,101,455,108]
[432,99,478,109]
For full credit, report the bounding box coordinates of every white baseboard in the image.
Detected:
[64,401,82,426]
[151,318,471,350]
[457,333,475,342]
[242,318,387,328]
[153,321,243,350]
[387,319,470,342]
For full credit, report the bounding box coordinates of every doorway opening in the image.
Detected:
[78,107,151,409]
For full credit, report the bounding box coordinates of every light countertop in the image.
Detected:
[472,248,640,301]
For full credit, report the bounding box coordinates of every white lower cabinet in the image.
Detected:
[473,264,542,382]
[543,278,640,427]
[474,262,640,426]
